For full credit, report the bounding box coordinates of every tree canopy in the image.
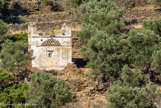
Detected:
[0,20,9,41]
[0,72,28,107]
[143,18,161,36]
[26,71,74,108]
[0,0,5,9]
[77,0,161,81]
[76,1,161,107]
[77,0,126,80]
[107,66,160,108]
[0,40,29,78]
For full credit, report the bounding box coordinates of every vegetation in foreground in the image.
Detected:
[26,72,74,108]
[0,72,28,107]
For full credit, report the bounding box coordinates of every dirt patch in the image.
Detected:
[54,63,109,108]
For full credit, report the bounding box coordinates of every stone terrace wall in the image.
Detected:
[112,0,148,8]
[2,1,42,16]
[112,0,161,24]
[1,12,71,24]
[3,0,65,16]
[8,20,81,33]
[21,12,71,22]
[124,7,161,24]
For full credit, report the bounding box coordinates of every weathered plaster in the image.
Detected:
[28,22,72,70]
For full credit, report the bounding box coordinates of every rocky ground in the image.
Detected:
[58,64,109,108]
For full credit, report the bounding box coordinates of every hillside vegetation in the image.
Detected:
[0,0,160,108]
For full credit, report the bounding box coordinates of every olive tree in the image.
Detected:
[0,20,9,41]
[107,66,160,108]
[0,40,29,79]
[0,0,5,9]
[26,72,74,108]
[77,0,125,80]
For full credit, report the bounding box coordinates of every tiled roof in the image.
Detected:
[41,39,61,46]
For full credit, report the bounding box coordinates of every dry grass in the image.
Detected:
[131,24,142,29]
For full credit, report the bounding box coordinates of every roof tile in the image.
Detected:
[41,39,61,46]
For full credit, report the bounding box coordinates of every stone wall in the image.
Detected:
[2,1,42,16]
[1,12,71,24]
[112,0,148,8]
[124,7,161,24]
[28,23,72,70]
[21,12,71,22]
[2,0,65,16]
[8,20,81,33]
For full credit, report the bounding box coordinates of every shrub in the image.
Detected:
[26,72,74,108]
[121,65,148,87]
[107,66,158,108]
[0,20,9,41]
[21,18,30,24]
[0,92,12,104]
[0,0,5,9]
[0,72,15,89]
[10,32,28,43]
[120,29,160,71]
[77,0,125,79]
[151,50,161,75]
[148,0,161,5]
[4,83,28,103]
[143,18,161,36]
[0,40,29,79]
[0,72,28,105]
[107,84,155,108]
[41,0,49,5]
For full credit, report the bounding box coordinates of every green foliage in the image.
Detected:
[151,50,161,74]
[3,83,28,103]
[148,84,161,107]
[40,0,55,5]
[120,29,160,70]
[0,40,29,74]
[0,0,4,9]
[77,0,161,82]
[148,0,161,5]
[21,18,30,24]
[77,0,125,79]
[0,72,28,106]
[78,0,125,35]
[0,83,28,107]
[10,32,28,43]
[107,66,158,108]
[92,103,101,108]
[0,72,14,89]
[0,20,9,41]
[143,18,161,36]
[107,84,155,108]
[26,71,74,108]
[66,0,89,8]
[82,29,124,79]
[121,65,148,87]
[0,92,11,104]
[41,0,48,5]
[103,17,161,108]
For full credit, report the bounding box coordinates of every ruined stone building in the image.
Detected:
[28,23,72,70]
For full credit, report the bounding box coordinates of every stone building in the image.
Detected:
[28,23,72,70]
